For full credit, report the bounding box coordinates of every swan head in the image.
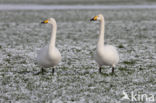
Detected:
[90,14,104,21]
[41,18,56,24]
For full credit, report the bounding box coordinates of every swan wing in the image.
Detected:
[104,45,119,65]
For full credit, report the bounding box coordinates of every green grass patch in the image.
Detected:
[118,44,124,48]
[123,60,136,65]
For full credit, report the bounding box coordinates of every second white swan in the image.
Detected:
[37,18,61,73]
[90,14,119,73]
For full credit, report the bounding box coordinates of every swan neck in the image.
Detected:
[98,17,105,47]
[50,22,57,48]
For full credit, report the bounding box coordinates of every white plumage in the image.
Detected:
[37,18,61,73]
[90,14,119,73]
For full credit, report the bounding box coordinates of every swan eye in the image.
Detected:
[41,19,48,24]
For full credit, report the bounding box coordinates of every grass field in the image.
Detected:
[0,8,156,102]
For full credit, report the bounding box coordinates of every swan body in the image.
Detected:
[90,14,119,73]
[37,45,61,68]
[95,45,119,67]
[37,18,61,73]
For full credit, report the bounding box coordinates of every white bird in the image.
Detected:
[37,18,61,74]
[90,14,119,73]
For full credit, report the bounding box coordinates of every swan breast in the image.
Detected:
[96,45,119,66]
[37,45,61,67]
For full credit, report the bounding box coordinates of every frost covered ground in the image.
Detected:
[0,9,156,102]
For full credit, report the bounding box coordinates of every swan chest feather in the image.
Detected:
[96,45,119,66]
[37,46,61,67]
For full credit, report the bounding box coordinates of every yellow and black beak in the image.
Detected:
[90,16,98,21]
[41,19,48,24]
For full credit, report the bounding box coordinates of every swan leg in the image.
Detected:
[41,68,46,74]
[52,68,55,74]
[34,68,46,75]
[99,67,102,73]
[112,67,114,74]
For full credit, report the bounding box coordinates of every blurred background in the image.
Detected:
[0,0,156,5]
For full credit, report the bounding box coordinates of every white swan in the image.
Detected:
[90,14,119,73]
[37,18,61,73]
